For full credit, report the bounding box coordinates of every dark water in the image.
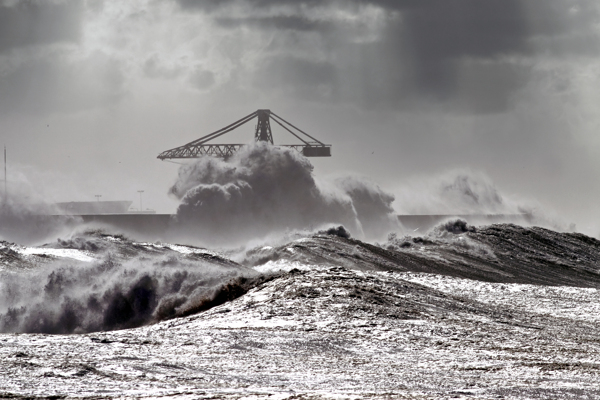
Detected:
[2,220,600,334]
[2,222,600,398]
[246,220,600,287]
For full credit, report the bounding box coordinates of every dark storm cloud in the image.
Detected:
[176,0,330,13]
[215,15,333,33]
[364,0,599,111]
[0,0,82,53]
[175,0,600,113]
[375,0,600,57]
[382,1,530,103]
[371,0,531,54]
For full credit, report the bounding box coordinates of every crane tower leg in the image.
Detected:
[255,109,273,144]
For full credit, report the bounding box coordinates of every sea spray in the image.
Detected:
[170,142,400,245]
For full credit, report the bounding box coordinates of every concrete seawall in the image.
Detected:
[52,213,531,242]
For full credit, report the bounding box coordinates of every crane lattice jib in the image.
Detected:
[157,109,331,160]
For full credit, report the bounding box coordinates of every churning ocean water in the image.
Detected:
[1,221,600,399]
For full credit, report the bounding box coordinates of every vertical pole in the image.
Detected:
[4,146,6,204]
[138,190,144,212]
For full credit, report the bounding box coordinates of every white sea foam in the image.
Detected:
[11,246,95,262]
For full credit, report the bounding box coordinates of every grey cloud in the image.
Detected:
[175,0,600,114]
[397,0,530,58]
[0,51,125,115]
[451,60,529,114]
[143,54,185,80]
[176,0,234,13]
[215,15,334,33]
[387,0,600,60]
[388,1,529,102]
[368,0,598,111]
[176,0,331,13]
[329,4,533,112]
[0,0,82,53]
[178,0,600,57]
[255,56,337,100]
[349,1,578,112]
[189,68,215,90]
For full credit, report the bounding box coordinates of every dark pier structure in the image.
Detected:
[157,109,331,160]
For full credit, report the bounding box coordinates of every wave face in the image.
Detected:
[0,232,261,334]
[246,220,600,287]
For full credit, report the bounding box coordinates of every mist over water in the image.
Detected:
[170,143,400,245]
[394,171,514,215]
[0,182,79,245]
[391,169,573,231]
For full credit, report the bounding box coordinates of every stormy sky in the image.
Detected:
[1,0,600,233]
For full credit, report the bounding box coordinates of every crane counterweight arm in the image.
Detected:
[269,115,309,145]
[270,112,324,145]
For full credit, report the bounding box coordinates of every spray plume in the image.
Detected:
[169,142,400,246]
[393,169,572,232]
[0,170,79,245]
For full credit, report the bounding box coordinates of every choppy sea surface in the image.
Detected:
[1,221,600,399]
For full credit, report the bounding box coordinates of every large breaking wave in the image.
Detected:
[0,232,263,334]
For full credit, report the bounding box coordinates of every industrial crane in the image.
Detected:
[157,109,331,160]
